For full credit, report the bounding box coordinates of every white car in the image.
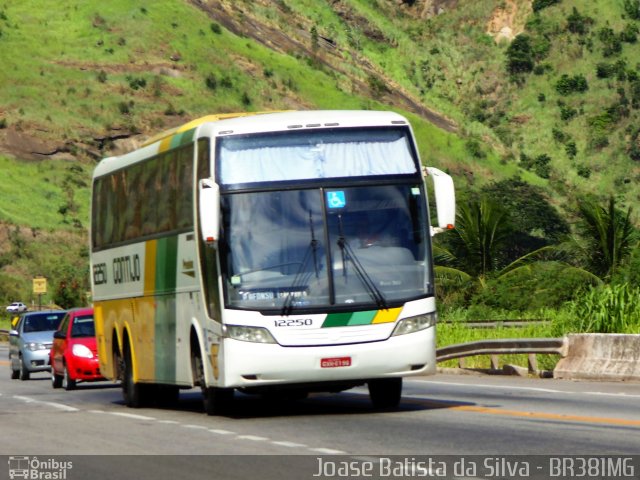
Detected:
[6,302,27,313]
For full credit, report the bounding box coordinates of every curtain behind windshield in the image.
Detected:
[218,128,417,185]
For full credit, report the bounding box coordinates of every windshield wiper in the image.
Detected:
[336,215,387,309]
[281,211,319,315]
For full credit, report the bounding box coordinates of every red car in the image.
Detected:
[50,308,104,390]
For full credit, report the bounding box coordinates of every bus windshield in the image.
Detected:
[220,184,432,312]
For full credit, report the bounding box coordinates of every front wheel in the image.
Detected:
[19,357,30,381]
[192,351,233,415]
[202,386,234,416]
[63,364,76,391]
[368,377,402,410]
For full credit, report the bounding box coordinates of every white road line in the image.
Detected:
[411,379,640,398]
[271,441,308,448]
[12,395,78,411]
[310,448,347,454]
[41,401,79,412]
[182,424,209,430]
[237,435,269,441]
[99,411,157,421]
[209,429,235,435]
[157,420,180,425]
[12,395,35,403]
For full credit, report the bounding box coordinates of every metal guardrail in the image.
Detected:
[436,338,567,373]
[439,319,549,329]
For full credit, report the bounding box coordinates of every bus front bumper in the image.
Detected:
[218,326,436,389]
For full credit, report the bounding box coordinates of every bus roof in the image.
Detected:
[93,110,411,179]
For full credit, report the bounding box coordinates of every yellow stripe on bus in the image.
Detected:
[372,307,402,324]
[144,240,157,296]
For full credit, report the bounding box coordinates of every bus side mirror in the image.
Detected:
[424,167,455,236]
[199,178,221,246]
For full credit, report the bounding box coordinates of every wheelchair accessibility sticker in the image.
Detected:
[326,191,346,209]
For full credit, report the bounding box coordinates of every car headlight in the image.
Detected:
[26,342,47,351]
[391,312,437,337]
[226,325,276,343]
[72,344,94,358]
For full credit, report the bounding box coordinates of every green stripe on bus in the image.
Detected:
[347,311,377,325]
[155,295,177,383]
[170,128,195,149]
[322,311,377,328]
[155,236,178,292]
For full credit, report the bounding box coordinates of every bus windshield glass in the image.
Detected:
[217,127,418,186]
[220,184,432,312]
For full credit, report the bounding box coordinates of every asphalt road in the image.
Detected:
[1,344,639,479]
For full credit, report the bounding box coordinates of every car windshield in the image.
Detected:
[71,315,96,338]
[23,313,65,333]
[219,184,432,312]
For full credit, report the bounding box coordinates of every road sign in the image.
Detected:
[33,277,47,294]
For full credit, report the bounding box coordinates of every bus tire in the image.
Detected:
[368,377,402,410]
[122,344,150,408]
[203,386,234,416]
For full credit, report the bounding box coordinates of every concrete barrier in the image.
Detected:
[554,333,640,381]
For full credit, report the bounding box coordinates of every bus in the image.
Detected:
[90,110,455,414]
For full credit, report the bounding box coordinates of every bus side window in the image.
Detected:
[157,152,177,233]
[177,146,195,230]
[124,163,142,240]
[141,159,158,236]
[104,174,119,245]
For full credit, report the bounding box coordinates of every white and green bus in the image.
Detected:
[90,110,455,414]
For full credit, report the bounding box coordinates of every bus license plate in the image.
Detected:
[321,357,351,368]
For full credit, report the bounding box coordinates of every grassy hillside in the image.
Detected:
[1,0,639,306]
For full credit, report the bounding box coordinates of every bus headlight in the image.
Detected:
[391,312,437,337]
[226,325,276,344]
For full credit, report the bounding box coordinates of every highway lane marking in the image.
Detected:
[12,395,80,412]
[272,440,308,448]
[237,435,269,441]
[413,379,640,398]
[209,429,235,435]
[403,396,640,427]
[91,410,157,421]
[310,448,348,454]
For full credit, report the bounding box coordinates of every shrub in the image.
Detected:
[205,73,217,91]
[532,0,560,13]
[566,7,593,35]
[598,27,622,57]
[555,74,588,95]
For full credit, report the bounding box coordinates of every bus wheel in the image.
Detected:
[192,350,233,415]
[202,386,234,416]
[368,377,402,410]
[122,345,150,408]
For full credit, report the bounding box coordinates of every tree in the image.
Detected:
[574,196,636,279]
[442,197,512,278]
[505,35,534,76]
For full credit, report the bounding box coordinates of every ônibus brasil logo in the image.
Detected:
[8,456,72,480]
